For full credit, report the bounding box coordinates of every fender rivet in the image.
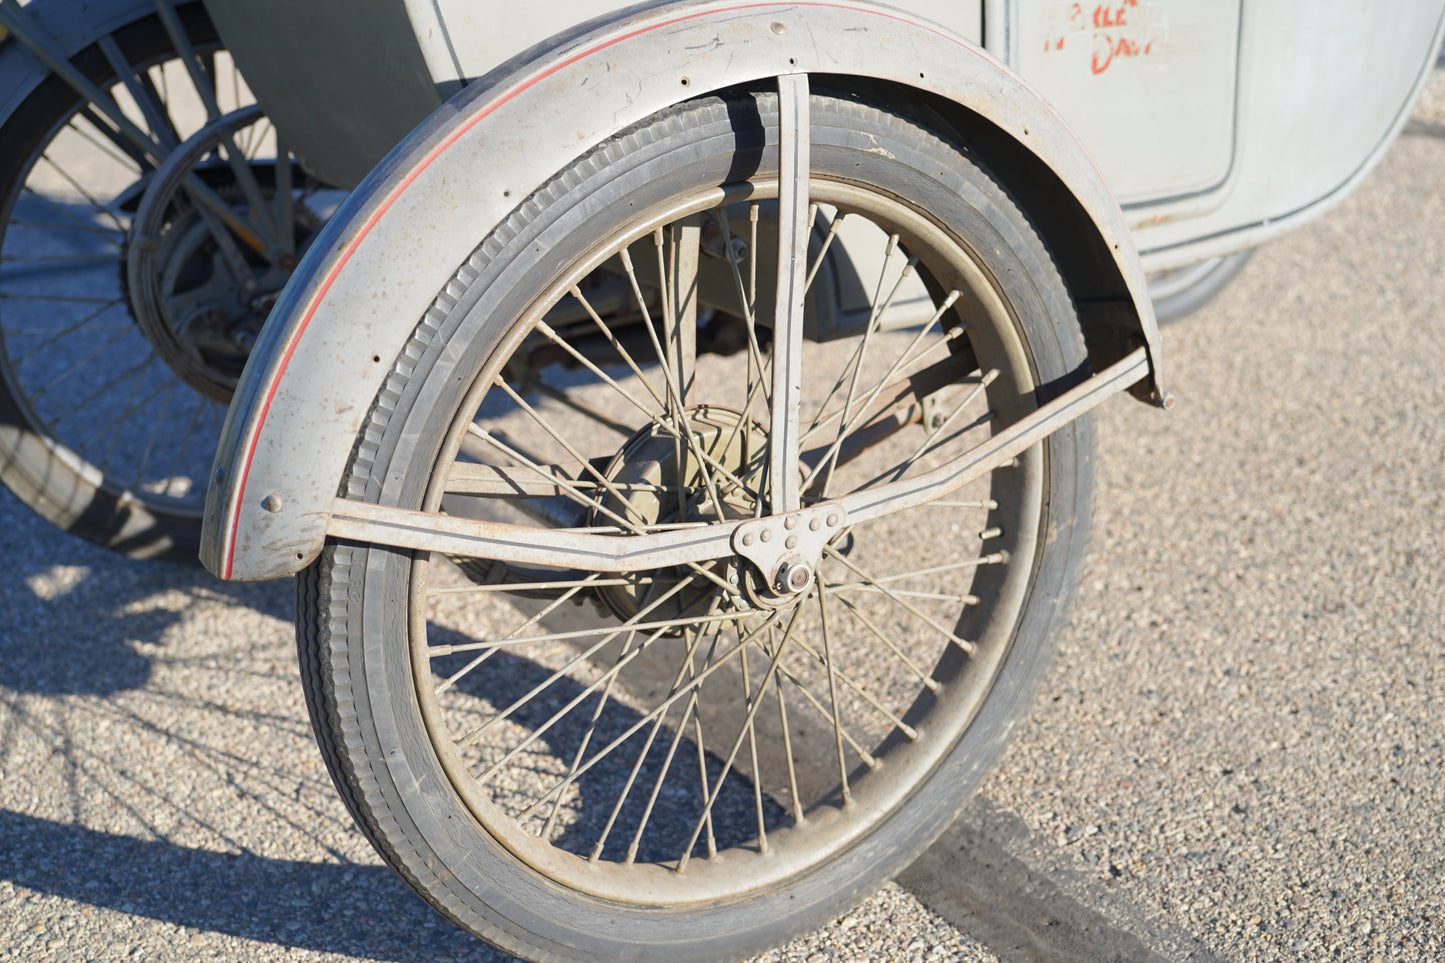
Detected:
[261,494,283,514]
[770,21,787,35]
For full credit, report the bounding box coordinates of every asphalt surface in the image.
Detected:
[2,71,1443,963]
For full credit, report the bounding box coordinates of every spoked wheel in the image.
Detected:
[298,84,1095,961]
[0,3,327,558]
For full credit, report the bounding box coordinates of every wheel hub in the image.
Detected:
[140,204,292,394]
[592,405,762,625]
[123,105,320,404]
[731,504,847,601]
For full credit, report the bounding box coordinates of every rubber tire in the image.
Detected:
[1147,249,1254,324]
[0,3,216,561]
[295,87,1096,962]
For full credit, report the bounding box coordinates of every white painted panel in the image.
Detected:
[1015,1,1242,206]
[410,0,980,84]
[1130,0,1445,265]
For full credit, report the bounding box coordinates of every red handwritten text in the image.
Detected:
[1043,0,1159,76]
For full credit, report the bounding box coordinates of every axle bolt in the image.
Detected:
[775,560,813,594]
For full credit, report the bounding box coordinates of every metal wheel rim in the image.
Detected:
[405,175,1048,905]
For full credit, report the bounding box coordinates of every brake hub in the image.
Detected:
[592,405,762,625]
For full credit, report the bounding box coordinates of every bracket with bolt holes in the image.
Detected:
[731,505,848,596]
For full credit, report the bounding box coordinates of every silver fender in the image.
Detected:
[201,0,1164,581]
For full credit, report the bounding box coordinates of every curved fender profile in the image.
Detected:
[201,0,1165,581]
[0,0,176,121]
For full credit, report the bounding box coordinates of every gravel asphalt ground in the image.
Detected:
[2,69,1442,963]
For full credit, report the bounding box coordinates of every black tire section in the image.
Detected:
[0,3,217,561]
[1148,249,1254,324]
[296,88,1096,962]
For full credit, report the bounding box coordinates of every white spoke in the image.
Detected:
[824,546,975,653]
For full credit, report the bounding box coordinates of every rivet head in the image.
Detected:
[760,529,774,542]
[213,466,225,483]
[741,532,756,547]
[809,518,822,532]
[785,535,798,549]
[783,516,798,530]
[260,493,283,514]
[770,21,787,35]
[827,513,841,528]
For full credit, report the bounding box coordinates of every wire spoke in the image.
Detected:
[73,107,153,171]
[82,355,169,464]
[37,153,129,235]
[511,608,782,828]
[454,575,707,751]
[829,591,940,692]
[155,393,208,497]
[823,546,974,653]
[14,185,124,241]
[798,291,960,458]
[127,375,181,490]
[6,299,125,366]
[676,597,808,871]
[25,327,140,405]
[590,607,727,862]
[543,618,653,845]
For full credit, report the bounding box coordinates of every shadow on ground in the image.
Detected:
[0,809,511,961]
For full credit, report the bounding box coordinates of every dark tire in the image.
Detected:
[1148,249,1254,324]
[297,87,1095,962]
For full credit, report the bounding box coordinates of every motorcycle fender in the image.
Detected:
[0,0,171,121]
[201,0,1163,581]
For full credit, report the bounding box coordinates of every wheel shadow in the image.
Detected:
[0,487,514,960]
[435,636,790,866]
[0,809,512,961]
[0,499,291,698]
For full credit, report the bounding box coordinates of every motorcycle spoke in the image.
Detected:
[433,574,607,696]
[64,106,150,173]
[5,299,126,366]
[24,326,137,404]
[127,375,181,491]
[823,546,974,653]
[35,153,129,236]
[676,598,807,871]
[15,184,125,243]
[97,35,179,151]
[828,591,940,693]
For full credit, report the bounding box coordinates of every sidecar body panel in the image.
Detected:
[200,0,443,190]
[200,0,1162,581]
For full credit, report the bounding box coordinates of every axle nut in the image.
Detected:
[775,560,813,594]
